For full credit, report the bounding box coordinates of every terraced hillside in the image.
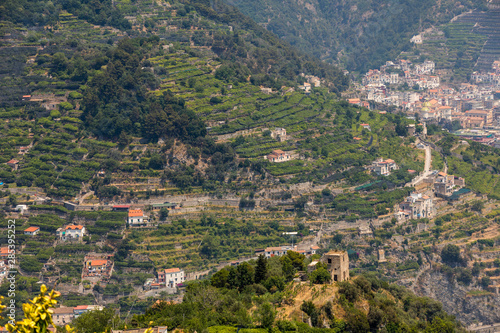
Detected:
[454,3,500,72]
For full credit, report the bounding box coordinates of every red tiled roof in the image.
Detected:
[90,260,108,267]
[128,209,143,217]
[113,205,130,209]
[73,305,88,310]
[165,268,181,274]
[1,247,10,256]
[65,225,84,230]
[25,227,40,232]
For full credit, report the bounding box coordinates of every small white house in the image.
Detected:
[128,209,145,226]
[157,268,185,287]
[57,225,85,241]
[24,226,40,236]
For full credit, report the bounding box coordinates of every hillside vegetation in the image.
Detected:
[226,0,486,72]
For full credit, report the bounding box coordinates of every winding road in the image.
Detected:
[406,140,433,187]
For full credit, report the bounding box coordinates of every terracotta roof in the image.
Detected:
[113,205,130,208]
[7,159,19,164]
[311,246,320,250]
[24,226,40,232]
[128,209,143,217]
[164,268,181,274]
[73,305,88,310]
[65,225,84,230]
[272,149,285,154]
[0,247,10,256]
[90,260,108,266]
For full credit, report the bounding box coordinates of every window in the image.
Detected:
[328,258,332,263]
[334,275,338,281]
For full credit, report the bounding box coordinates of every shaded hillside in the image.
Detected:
[225,0,486,72]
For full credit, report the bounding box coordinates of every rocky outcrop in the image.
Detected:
[416,270,500,326]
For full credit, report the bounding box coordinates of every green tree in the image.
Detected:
[309,263,331,284]
[300,301,319,327]
[71,308,116,333]
[281,255,295,281]
[441,244,461,265]
[236,262,254,291]
[257,302,275,328]
[254,254,268,284]
[159,207,169,221]
[481,276,491,289]
[210,269,229,288]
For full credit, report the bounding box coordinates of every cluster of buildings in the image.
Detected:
[434,172,466,198]
[361,60,439,107]
[298,73,321,92]
[470,60,500,86]
[368,158,399,176]
[0,247,9,283]
[395,192,434,221]
[262,244,319,258]
[52,305,104,326]
[356,57,500,148]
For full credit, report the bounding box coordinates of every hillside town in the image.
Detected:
[355,59,500,148]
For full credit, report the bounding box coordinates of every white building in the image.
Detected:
[397,192,434,220]
[157,268,185,287]
[266,149,292,163]
[128,209,145,226]
[24,226,40,236]
[410,34,423,44]
[264,245,318,258]
[57,225,85,241]
[270,128,287,142]
[370,158,399,176]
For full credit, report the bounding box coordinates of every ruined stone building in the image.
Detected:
[323,251,349,282]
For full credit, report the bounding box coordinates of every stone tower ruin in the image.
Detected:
[322,250,349,282]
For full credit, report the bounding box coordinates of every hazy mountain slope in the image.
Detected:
[225,0,487,72]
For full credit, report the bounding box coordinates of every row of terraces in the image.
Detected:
[455,6,500,72]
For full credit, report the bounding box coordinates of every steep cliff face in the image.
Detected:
[225,0,486,72]
[416,270,500,326]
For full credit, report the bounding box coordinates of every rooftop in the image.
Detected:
[128,209,144,217]
[90,260,108,266]
[65,225,84,230]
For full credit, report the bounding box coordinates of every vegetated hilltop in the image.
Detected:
[130,260,465,332]
[225,0,486,72]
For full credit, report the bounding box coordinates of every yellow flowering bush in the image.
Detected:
[1,285,151,333]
